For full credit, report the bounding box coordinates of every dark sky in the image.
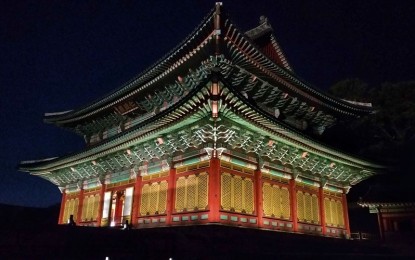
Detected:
[1,1,414,207]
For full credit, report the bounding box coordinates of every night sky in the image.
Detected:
[1,1,414,207]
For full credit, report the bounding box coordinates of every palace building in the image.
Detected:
[20,3,382,238]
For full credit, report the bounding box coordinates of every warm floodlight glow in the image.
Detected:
[211,82,219,95]
[212,101,218,118]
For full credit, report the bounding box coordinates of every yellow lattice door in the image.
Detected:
[62,199,70,223]
[159,181,168,214]
[262,183,273,217]
[87,195,94,221]
[311,194,319,224]
[304,193,312,222]
[73,198,79,221]
[197,172,208,209]
[324,198,332,226]
[272,186,281,217]
[221,173,253,214]
[175,177,186,212]
[221,173,232,211]
[336,200,344,227]
[244,178,254,214]
[81,197,88,221]
[150,183,160,215]
[280,187,290,219]
[140,184,150,215]
[330,199,337,226]
[92,194,100,221]
[233,176,243,212]
[187,175,197,210]
[297,191,305,222]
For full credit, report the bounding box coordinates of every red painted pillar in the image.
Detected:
[96,183,106,227]
[115,191,124,224]
[76,188,85,224]
[209,157,221,222]
[342,193,351,237]
[58,189,67,224]
[319,187,327,235]
[131,174,143,226]
[166,167,176,225]
[254,169,263,228]
[289,179,298,232]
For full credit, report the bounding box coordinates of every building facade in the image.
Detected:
[20,3,382,238]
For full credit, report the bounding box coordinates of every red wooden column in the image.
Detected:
[131,173,143,226]
[319,187,327,235]
[342,193,351,237]
[289,179,298,232]
[58,188,67,224]
[166,166,177,225]
[209,157,221,223]
[254,168,263,228]
[96,181,106,227]
[76,186,85,224]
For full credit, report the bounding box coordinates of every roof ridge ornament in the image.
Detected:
[214,2,222,55]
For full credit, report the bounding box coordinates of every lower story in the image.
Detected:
[60,157,350,238]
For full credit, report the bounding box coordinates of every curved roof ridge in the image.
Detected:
[220,20,374,115]
[44,8,216,124]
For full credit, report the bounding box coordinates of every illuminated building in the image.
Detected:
[20,3,382,238]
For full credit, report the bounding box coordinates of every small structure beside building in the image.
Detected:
[359,185,415,241]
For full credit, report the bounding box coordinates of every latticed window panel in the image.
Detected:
[262,183,291,219]
[175,177,186,212]
[311,194,319,223]
[233,176,243,212]
[64,198,79,222]
[244,178,254,214]
[88,196,94,220]
[324,198,345,227]
[140,181,168,215]
[187,175,197,210]
[92,194,100,221]
[324,198,332,225]
[81,195,96,221]
[297,191,319,224]
[197,172,209,209]
[280,187,290,219]
[140,184,150,215]
[175,173,209,212]
[149,183,159,215]
[221,173,254,214]
[62,200,69,223]
[272,187,280,217]
[297,191,305,221]
[81,197,88,221]
[304,193,312,221]
[158,181,168,214]
[262,184,273,216]
[221,173,232,211]
[336,200,344,227]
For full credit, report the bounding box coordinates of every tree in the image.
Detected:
[327,80,415,172]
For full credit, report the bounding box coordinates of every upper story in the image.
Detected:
[42,3,373,147]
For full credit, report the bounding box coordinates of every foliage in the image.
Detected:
[327,80,415,170]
